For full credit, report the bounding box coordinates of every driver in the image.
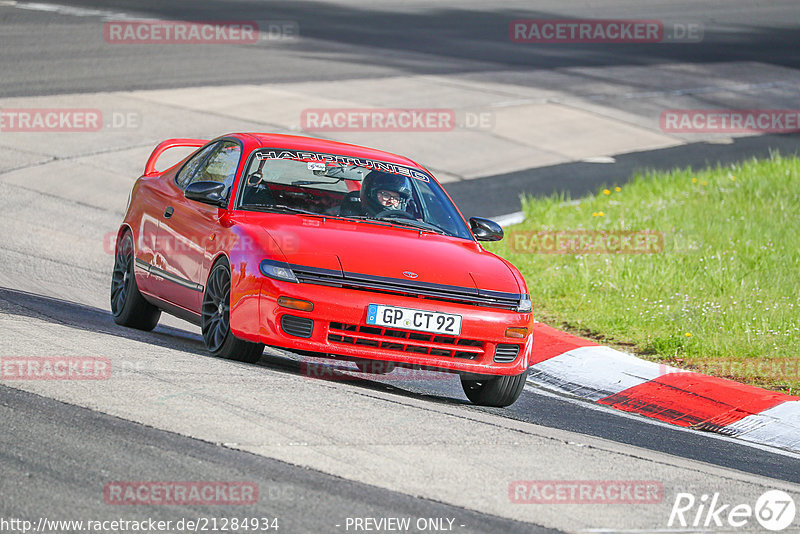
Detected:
[359,171,412,216]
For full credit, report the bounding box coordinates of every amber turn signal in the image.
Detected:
[505,327,528,339]
[277,296,314,312]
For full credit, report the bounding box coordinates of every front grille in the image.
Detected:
[291,265,520,311]
[328,322,484,360]
[281,315,314,338]
[494,344,520,363]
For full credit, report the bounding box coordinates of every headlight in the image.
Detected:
[260,259,298,283]
[516,294,532,313]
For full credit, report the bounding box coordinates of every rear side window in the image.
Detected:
[175,142,220,189]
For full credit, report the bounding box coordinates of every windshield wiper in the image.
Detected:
[239,206,451,235]
[337,214,448,234]
[371,216,450,235]
[241,204,320,216]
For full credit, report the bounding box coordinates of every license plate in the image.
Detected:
[366,304,462,336]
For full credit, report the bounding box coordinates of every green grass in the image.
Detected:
[487,153,800,393]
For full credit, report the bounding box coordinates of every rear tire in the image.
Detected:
[201,258,264,363]
[460,370,528,407]
[110,231,161,331]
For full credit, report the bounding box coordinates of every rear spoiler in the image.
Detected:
[143,138,208,176]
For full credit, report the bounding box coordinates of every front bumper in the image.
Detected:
[231,279,533,376]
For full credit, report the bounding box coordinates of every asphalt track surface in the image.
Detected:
[2,0,799,97]
[1,384,551,533]
[3,284,799,479]
[2,1,800,532]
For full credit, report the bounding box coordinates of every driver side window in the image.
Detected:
[175,142,220,189]
[190,141,241,194]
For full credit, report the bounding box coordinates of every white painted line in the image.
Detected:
[493,199,587,227]
[2,1,146,20]
[3,1,299,44]
[493,211,525,227]
[490,99,538,108]
[581,156,616,164]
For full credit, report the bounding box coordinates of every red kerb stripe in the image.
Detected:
[597,372,797,428]
[531,323,598,364]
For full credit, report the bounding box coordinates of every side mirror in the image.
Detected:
[469,217,504,242]
[185,181,227,208]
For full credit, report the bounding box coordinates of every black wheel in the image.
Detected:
[201,259,264,363]
[460,370,528,407]
[111,231,161,331]
[354,360,396,374]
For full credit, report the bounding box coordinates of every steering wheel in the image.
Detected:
[374,209,414,219]
[246,172,263,186]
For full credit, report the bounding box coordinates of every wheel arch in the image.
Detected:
[202,251,264,349]
[114,223,142,281]
[209,250,231,270]
[115,223,134,250]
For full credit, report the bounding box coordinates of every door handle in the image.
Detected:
[164,207,174,218]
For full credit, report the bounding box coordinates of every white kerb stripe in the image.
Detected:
[528,345,679,401]
[493,211,525,228]
[721,401,800,452]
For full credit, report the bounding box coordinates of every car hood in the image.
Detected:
[249,214,521,294]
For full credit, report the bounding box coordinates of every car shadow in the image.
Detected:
[0,286,209,356]
[256,351,472,406]
[0,286,470,406]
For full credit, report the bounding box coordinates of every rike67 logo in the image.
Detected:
[669,490,796,531]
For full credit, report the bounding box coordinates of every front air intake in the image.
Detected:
[280,315,314,338]
[494,344,520,363]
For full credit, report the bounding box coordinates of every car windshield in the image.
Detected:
[236,148,473,239]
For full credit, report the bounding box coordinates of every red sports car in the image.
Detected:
[111,133,533,406]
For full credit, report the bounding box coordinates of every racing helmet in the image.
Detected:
[360,171,412,214]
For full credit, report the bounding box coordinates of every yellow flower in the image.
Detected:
[730,176,736,181]
[701,181,708,186]
[603,189,611,195]
[592,211,604,217]
[692,178,698,183]
[685,332,692,337]
[615,186,621,192]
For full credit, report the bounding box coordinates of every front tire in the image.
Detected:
[201,259,264,363]
[110,231,161,331]
[461,370,528,407]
